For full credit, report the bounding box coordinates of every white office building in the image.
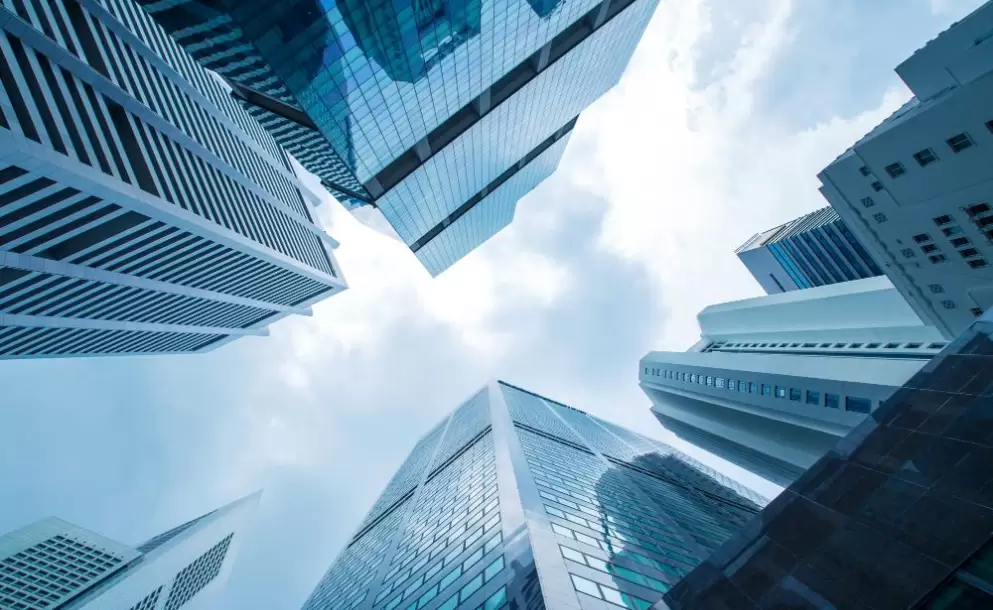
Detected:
[0,492,258,610]
[818,0,993,339]
[640,276,945,487]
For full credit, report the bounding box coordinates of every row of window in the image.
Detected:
[561,545,671,594]
[381,540,503,610]
[645,369,874,414]
[707,340,946,351]
[860,121,993,183]
[570,573,653,610]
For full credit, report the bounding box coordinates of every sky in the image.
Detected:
[0,0,986,608]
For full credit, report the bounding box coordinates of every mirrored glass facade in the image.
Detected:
[0,0,345,359]
[139,0,659,274]
[302,381,763,610]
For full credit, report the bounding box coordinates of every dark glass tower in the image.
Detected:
[301,381,763,610]
[138,0,660,275]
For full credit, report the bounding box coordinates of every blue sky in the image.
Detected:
[0,0,986,608]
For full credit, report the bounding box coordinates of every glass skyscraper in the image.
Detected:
[301,381,762,610]
[0,0,346,359]
[0,492,259,610]
[138,0,660,275]
[735,206,883,294]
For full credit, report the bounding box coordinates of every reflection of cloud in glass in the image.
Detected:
[338,0,482,83]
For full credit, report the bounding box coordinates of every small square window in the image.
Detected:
[968,258,989,269]
[987,120,993,135]
[884,162,906,178]
[871,181,884,192]
[943,226,963,236]
[859,196,875,208]
[738,380,747,392]
[972,307,985,317]
[716,378,724,388]
[727,379,736,392]
[789,389,802,401]
[906,343,922,349]
[705,376,713,386]
[941,299,956,310]
[912,233,931,243]
[850,343,863,348]
[885,343,900,349]
[845,397,872,414]
[966,203,991,217]
[872,212,888,223]
[748,382,757,393]
[859,166,871,176]
[806,391,820,405]
[979,216,993,228]
[959,248,980,258]
[775,386,786,398]
[825,393,840,409]
[761,384,771,395]
[690,374,697,383]
[900,248,915,258]
[950,237,971,247]
[930,254,947,263]
[922,244,939,253]
[913,148,938,166]
[947,133,975,153]
[934,215,952,226]
[866,343,881,348]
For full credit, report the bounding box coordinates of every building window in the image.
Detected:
[901,248,916,258]
[912,233,931,243]
[987,120,993,135]
[871,181,884,192]
[934,215,953,226]
[806,391,821,405]
[859,166,871,176]
[930,342,948,349]
[789,388,802,401]
[906,343,922,349]
[913,148,938,166]
[922,244,939,253]
[884,343,900,349]
[738,380,747,392]
[866,343,881,349]
[850,343,863,348]
[942,300,957,310]
[690,374,697,383]
[972,307,985,317]
[775,386,787,399]
[681,372,687,381]
[884,162,906,178]
[947,132,975,153]
[715,378,724,388]
[825,393,840,409]
[845,397,872,413]
[943,226,963,236]
[727,379,736,392]
[959,248,980,258]
[872,213,888,223]
[859,196,875,208]
[928,284,944,293]
[698,375,705,385]
[950,237,971,247]
[966,203,991,217]
[761,384,771,396]
[930,254,948,264]
[969,259,989,269]
[705,376,713,386]
[748,382,757,393]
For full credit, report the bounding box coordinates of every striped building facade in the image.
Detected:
[0,0,346,359]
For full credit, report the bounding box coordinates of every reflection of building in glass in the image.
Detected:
[0,493,258,610]
[141,0,661,275]
[527,0,567,18]
[298,381,762,610]
[0,0,346,359]
[339,0,482,83]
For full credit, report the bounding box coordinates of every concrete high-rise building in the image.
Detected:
[818,0,993,339]
[641,276,947,487]
[0,492,258,610]
[138,0,661,275]
[0,0,346,359]
[735,206,883,294]
[300,381,763,610]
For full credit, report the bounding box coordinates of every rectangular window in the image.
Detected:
[966,203,991,217]
[775,386,787,399]
[959,248,980,258]
[846,397,872,414]
[950,237,971,247]
[705,376,713,386]
[715,378,725,388]
[859,166,871,176]
[825,393,840,409]
[922,244,938,253]
[761,384,771,396]
[871,181,884,192]
[884,162,906,178]
[698,375,705,385]
[969,259,989,269]
[943,226,963,236]
[789,388,802,401]
[872,212,888,223]
[987,120,993,135]
[930,254,947,264]
[690,374,697,383]
[947,133,975,153]
[913,233,931,243]
[806,390,821,405]
[859,196,875,208]
[934,215,953,226]
[738,381,747,392]
[748,382,757,394]
[913,148,938,167]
